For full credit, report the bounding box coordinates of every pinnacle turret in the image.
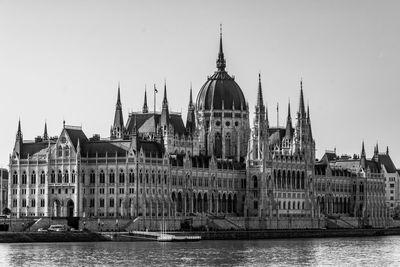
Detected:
[43,121,48,140]
[111,83,124,139]
[216,24,226,72]
[142,89,148,113]
[285,101,292,138]
[299,79,306,118]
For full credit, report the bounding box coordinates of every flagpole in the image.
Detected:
[154,84,156,114]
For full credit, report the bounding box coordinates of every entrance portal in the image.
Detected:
[67,200,74,217]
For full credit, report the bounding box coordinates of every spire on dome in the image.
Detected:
[216,24,226,72]
[142,88,148,113]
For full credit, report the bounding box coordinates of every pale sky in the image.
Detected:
[1,0,399,168]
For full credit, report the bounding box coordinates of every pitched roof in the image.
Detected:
[377,154,397,173]
[65,127,88,149]
[20,142,49,159]
[126,112,186,136]
[83,141,128,157]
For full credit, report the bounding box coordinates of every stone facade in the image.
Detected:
[6,32,390,229]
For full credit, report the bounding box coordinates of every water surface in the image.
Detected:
[0,236,399,266]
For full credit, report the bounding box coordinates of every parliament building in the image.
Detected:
[8,32,391,230]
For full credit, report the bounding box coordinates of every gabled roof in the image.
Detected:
[20,142,49,159]
[126,112,186,136]
[64,127,88,149]
[83,141,128,157]
[377,154,397,173]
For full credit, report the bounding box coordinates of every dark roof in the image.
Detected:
[366,160,381,173]
[138,140,163,157]
[20,142,48,159]
[268,128,286,146]
[83,141,128,157]
[126,112,185,136]
[377,154,397,173]
[65,127,88,149]
[196,70,247,111]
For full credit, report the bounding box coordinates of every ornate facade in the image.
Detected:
[7,31,389,229]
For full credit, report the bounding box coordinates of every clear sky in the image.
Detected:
[1,0,399,168]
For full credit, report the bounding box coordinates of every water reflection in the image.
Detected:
[0,236,399,266]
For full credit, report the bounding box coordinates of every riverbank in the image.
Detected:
[110,227,400,241]
[0,231,110,243]
[1,227,400,243]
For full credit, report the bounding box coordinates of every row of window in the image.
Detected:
[12,198,45,208]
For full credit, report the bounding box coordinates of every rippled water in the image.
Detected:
[0,236,399,266]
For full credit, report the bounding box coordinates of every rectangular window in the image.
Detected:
[109,198,115,207]
[119,188,124,194]
[109,188,115,194]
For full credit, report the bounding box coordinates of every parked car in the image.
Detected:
[37,228,48,232]
[70,228,83,232]
[48,224,67,232]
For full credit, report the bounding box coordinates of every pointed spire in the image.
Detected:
[142,87,148,113]
[361,140,366,158]
[216,24,226,72]
[163,79,168,106]
[375,141,379,155]
[189,83,193,107]
[186,84,196,135]
[16,118,22,140]
[387,146,389,155]
[112,83,124,139]
[256,73,264,109]
[43,121,48,140]
[117,82,121,105]
[285,101,292,138]
[299,79,306,118]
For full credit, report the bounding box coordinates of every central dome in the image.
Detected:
[196,32,247,111]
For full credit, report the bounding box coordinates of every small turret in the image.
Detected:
[361,140,366,169]
[111,83,125,139]
[142,89,148,113]
[285,101,292,138]
[43,121,48,140]
[299,79,306,119]
[186,85,196,135]
[14,119,23,156]
[160,80,169,132]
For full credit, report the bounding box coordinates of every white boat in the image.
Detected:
[157,217,201,242]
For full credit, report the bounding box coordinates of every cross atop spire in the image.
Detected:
[216,24,226,72]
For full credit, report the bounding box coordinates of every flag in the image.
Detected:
[154,84,158,93]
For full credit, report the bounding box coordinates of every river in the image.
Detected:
[0,236,399,266]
